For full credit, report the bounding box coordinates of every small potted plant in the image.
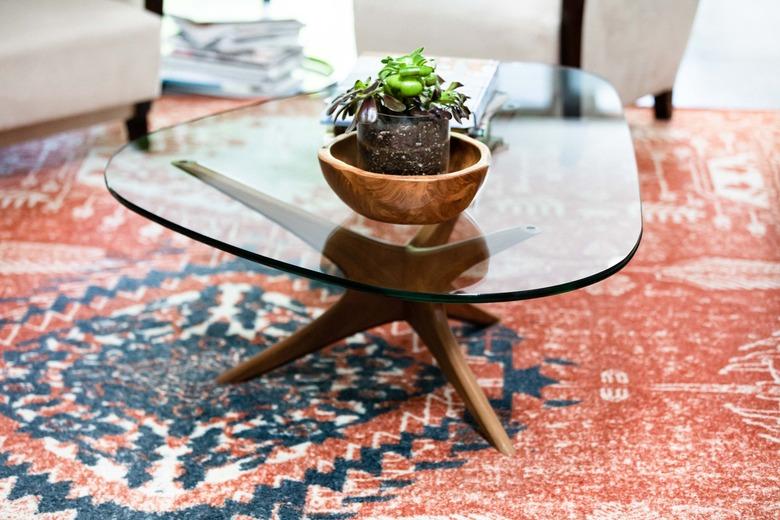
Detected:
[319,48,490,225]
[326,48,471,176]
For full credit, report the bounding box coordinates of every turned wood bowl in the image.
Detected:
[318,131,491,225]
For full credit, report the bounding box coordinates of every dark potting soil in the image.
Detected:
[357,118,449,175]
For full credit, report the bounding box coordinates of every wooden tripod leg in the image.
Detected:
[217,291,403,384]
[405,302,515,455]
[446,304,500,327]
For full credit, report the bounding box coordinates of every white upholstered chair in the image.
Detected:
[353,0,699,119]
[0,0,162,146]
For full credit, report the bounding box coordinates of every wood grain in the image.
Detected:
[218,217,519,454]
[405,301,515,455]
[218,288,514,455]
[318,132,491,225]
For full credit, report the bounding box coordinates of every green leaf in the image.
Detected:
[328,47,471,121]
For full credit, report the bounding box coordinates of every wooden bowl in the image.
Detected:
[318,131,491,225]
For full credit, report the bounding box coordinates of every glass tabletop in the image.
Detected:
[105,62,642,303]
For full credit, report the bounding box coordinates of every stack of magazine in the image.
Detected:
[161,16,304,98]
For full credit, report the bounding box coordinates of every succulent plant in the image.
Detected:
[326,48,471,131]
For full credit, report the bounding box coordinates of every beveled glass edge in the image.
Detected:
[105,181,642,303]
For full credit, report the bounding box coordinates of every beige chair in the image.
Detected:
[353,0,699,119]
[0,0,162,147]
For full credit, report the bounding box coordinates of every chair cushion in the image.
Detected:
[0,0,161,132]
[582,0,699,103]
[353,0,560,63]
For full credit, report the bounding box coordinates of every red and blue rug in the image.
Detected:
[0,97,778,518]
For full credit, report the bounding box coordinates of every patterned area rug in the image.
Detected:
[0,97,778,519]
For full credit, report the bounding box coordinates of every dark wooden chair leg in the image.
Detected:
[125,101,151,141]
[124,1,160,144]
[559,0,585,118]
[145,0,163,16]
[654,90,673,120]
[560,0,585,69]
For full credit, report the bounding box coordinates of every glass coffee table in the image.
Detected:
[105,62,642,455]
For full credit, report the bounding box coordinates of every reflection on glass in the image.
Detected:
[171,160,539,295]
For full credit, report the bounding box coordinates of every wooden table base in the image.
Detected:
[172,162,530,456]
[217,290,515,455]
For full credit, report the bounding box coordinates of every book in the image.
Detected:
[162,75,302,98]
[170,15,303,52]
[322,54,500,130]
[163,42,303,83]
[160,16,306,98]
[161,55,302,89]
[167,35,302,66]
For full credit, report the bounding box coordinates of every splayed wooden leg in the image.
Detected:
[405,302,515,455]
[217,291,403,384]
[446,303,500,326]
[218,290,513,455]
